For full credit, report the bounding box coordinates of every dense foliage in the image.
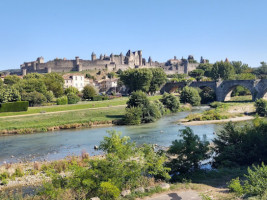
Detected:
[120,68,166,94]
[255,98,267,116]
[39,131,170,199]
[180,86,201,106]
[160,93,180,112]
[56,96,68,105]
[0,101,29,112]
[82,85,97,100]
[212,121,267,168]
[67,93,80,104]
[167,127,209,174]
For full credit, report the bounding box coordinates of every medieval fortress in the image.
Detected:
[20,50,207,75]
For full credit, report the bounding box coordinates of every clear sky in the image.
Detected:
[0,0,266,70]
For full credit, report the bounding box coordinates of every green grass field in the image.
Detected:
[0,95,162,117]
[0,95,163,133]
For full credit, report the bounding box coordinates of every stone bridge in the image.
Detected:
[160,79,267,102]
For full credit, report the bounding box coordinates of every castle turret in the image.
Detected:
[22,68,27,76]
[100,54,103,60]
[37,57,44,64]
[75,56,80,65]
[138,50,142,66]
[91,52,96,61]
[148,56,152,66]
[110,53,114,62]
[120,52,124,64]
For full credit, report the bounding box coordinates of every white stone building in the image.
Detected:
[63,74,86,91]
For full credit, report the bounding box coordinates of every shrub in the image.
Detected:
[45,91,54,102]
[0,101,29,112]
[142,102,162,123]
[56,96,68,105]
[255,98,267,117]
[82,85,97,100]
[160,93,180,112]
[199,87,216,104]
[21,91,47,106]
[212,121,267,168]
[244,163,267,197]
[154,100,166,116]
[127,90,150,108]
[180,86,201,106]
[124,107,142,125]
[228,177,244,196]
[97,181,120,200]
[167,127,209,174]
[92,95,108,101]
[65,86,79,95]
[67,93,80,104]
[209,101,223,108]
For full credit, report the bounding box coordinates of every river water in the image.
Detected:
[0,106,223,165]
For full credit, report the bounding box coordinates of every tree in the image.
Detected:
[82,85,97,100]
[23,73,44,80]
[65,86,79,95]
[0,86,21,103]
[3,75,21,85]
[19,78,47,94]
[197,63,213,77]
[255,99,267,117]
[120,68,153,93]
[189,69,204,81]
[21,91,47,106]
[45,91,54,102]
[124,107,142,125]
[235,73,256,80]
[126,90,150,108]
[160,93,180,112]
[253,62,267,79]
[231,61,250,74]
[199,87,216,104]
[149,68,167,94]
[67,93,80,104]
[0,78,3,87]
[180,86,201,106]
[211,61,235,80]
[43,73,64,97]
[168,127,209,174]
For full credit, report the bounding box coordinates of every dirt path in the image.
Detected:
[0,104,126,119]
[181,116,254,126]
[141,190,201,200]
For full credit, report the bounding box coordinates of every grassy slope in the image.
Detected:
[0,96,162,117]
[0,95,162,132]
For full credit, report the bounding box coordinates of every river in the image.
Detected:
[0,106,223,165]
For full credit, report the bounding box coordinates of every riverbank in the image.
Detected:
[179,102,255,125]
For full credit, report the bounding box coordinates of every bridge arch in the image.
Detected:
[216,80,256,102]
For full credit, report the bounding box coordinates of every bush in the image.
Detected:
[154,100,166,116]
[124,107,142,125]
[21,91,47,107]
[0,101,29,112]
[212,121,267,168]
[45,91,54,102]
[199,87,216,104]
[228,177,244,196]
[167,127,210,174]
[67,93,80,104]
[127,90,150,108]
[180,86,201,106]
[244,163,267,197]
[56,96,68,105]
[82,85,97,100]
[255,98,267,117]
[65,86,79,95]
[210,101,223,108]
[160,93,180,112]
[142,102,162,123]
[98,181,120,200]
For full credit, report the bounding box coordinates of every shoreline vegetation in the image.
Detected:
[0,96,192,135]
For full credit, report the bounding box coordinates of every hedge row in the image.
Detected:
[0,101,29,112]
[92,95,109,101]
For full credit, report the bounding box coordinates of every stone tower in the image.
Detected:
[91,52,96,61]
[138,50,142,66]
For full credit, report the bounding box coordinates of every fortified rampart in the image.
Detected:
[20,50,205,75]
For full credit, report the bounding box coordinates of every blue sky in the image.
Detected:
[0,0,266,70]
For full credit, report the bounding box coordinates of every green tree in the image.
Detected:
[189,69,204,81]
[120,68,153,93]
[97,181,120,200]
[235,73,256,80]
[255,99,267,117]
[168,127,209,174]
[149,68,167,94]
[23,73,44,80]
[0,86,21,103]
[231,61,250,74]
[160,93,180,112]
[67,93,80,104]
[3,75,21,85]
[45,91,54,102]
[65,86,79,95]
[197,63,213,77]
[21,91,47,106]
[199,87,216,104]
[124,107,142,125]
[126,90,150,108]
[180,86,201,106]
[43,73,64,97]
[211,61,235,80]
[82,85,97,100]
[253,62,267,79]
[19,78,47,94]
